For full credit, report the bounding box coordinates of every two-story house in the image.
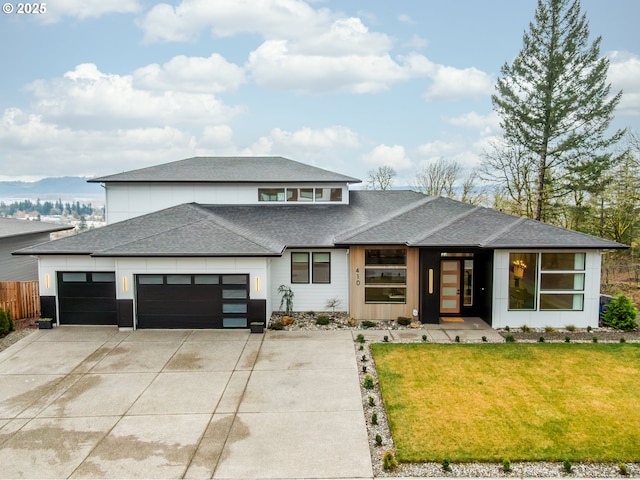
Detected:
[15,156,625,330]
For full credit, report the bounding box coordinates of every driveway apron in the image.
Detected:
[0,327,372,479]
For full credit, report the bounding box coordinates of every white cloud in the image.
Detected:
[26,63,243,128]
[446,111,501,136]
[397,14,415,24]
[244,125,359,154]
[132,54,245,93]
[607,51,640,116]
[42,0,140,23]
[362,144,413,170]
[139,0,333,43]
[423,65,494,101]
[402,34,428,50]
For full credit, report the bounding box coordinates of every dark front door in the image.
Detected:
[57,271,117,325]
[135,274,249,329]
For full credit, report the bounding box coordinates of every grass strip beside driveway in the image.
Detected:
[372,343,640,463]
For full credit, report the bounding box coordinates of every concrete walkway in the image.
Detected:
[0,327,372,479]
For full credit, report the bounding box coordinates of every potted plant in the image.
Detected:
[277,285,294,325]
[250,321,264,334]
[38,317,53,329]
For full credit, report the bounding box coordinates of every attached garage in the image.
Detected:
[57,271,118,325]
[135,273,250,329]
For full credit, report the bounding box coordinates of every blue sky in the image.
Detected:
[1,0,639,186]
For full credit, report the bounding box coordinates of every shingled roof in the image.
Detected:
[14,192,626,257]
[89,156,361,184]
[0,217,73,239]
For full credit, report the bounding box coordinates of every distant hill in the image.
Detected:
[0,177,104,203]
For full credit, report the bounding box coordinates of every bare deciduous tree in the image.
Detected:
[413,158,461,197]
[367,165,396,190]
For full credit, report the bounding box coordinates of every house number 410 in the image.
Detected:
[355,267,361,286]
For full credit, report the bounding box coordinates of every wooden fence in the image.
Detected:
[0,281,40,320]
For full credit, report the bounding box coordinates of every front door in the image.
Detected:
[440,260,460,314]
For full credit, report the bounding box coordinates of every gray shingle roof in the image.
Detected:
[14,192,626,257]
[89,156,361,184]
[0,218,73,239]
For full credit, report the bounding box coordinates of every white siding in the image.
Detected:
[270,249,349,313]
[492,250,602,329]
[104,183,349,223]
[38,255,116,297]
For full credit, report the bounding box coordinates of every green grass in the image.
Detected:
[372,343,640,463]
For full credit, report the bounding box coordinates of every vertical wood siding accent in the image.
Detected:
[349,246,419,321]
[0,281,40,319]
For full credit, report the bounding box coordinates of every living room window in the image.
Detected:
[508,252,585,311]
[364,248,407,303]
[258,188,285,201]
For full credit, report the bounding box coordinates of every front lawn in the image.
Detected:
[372,343,640,463]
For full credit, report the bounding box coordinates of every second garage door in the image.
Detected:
[57,271,118,325]
[136,274,249,329]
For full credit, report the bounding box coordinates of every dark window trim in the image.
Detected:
[312,252,331,284]
[291,252,310,284]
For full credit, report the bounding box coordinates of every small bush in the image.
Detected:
[564,336,571,343]
[563,460,572,473]
[566,324,576,332]
[382,450,397,470]
[315,315,330,325]
[422,334,427,342]
[545,326,557,333]
[502,459,511,473]
[538,336,545,343]
[0,308,9,336]
[619,462,629,476]
[368,395,375,406]
[482,336,487,342]
[383,335,389,342]
[269,321,284,330]
[521,324,531,333]
[442,458,451,472]
[361,320,377,329]
[362,365,367,373]
[359,344,364,351]
[587,325,593,332]
[363,374,374,390]
[592,336,598,343]
[505,325,510,332]
[375,433,383,446]
[602,294,639,331]
[454,335,460,343]
[504,333,515,343]
[356,333,366,343]
[620,337,626,343]
[397,316,412,326]
[361,354,367,362]
[371,412,378,425]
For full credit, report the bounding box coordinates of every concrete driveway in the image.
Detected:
[0,327,372,479]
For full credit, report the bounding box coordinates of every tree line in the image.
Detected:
[0,199,97,217]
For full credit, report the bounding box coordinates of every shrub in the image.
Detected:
[422,334,427,342]
[397,316,412,326]
[505,325,510,332]
[371,412,378,425]
[620,337,626,343]
[545,326,557,333]
[602,294,639,331]
[361,320,377,329]
[363,374,374,390]
[539,336,545,343]
[502,459,511,473]
[359,344,364,351]
[587,325,592,332]
[368,395,375,406]
[0,308,11,335]
[619,463,629,476]
[362,365,367,373]
[564,336,571,343]
[315,315,330,325]
[269,321,284,330]
[563,460,572,473]
[521,324,531,333]
[382,450,397,470]
[361,354,367,362]
[566,324,576,332]
[454,335,460,343]
[383,335,389,342]
[592,336,598,343]
[356,333,366,343]
[375,433,383,446]
[482,336,487,342]
[442,458,451,472]
[504,333,515,343]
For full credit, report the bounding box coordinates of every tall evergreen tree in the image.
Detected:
[492,0,624,221]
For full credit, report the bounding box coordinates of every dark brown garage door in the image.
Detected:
[57,271,117,325]
[135,274,249,329]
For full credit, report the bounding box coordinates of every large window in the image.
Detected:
[291,252,332,284]
[364,248,407,303]
[259,187,343,202]
[508,252,585,311]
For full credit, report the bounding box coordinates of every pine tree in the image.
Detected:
[492,0,624,221]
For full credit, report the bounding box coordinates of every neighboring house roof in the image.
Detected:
[89,156,362,184]
[0,217,73,239]
[14,192,626,257]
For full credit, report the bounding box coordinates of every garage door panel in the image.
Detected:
[138,300,218,315]
[137,314,223,329]
[57,271,117,326]
[62,311,118,325]
[59,283,116,298]
[60,298,118,313]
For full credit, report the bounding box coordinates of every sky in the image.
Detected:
[1,0,639,187]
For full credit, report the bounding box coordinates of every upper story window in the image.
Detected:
[258,187,343,203]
